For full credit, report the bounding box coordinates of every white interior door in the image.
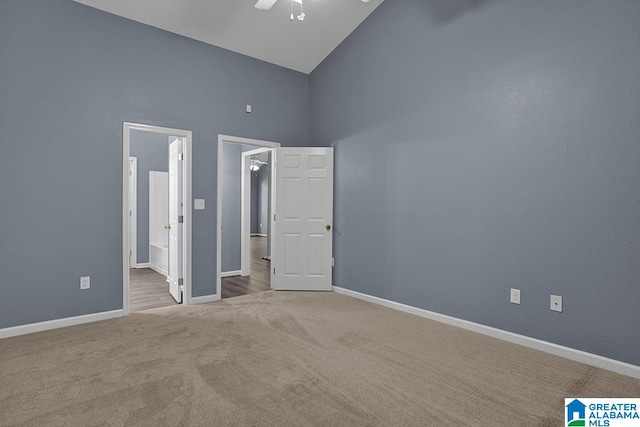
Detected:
[273,147,333,291]
[168,138,183,303]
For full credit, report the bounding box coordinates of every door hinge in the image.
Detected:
[273,214,276,221]
[178,278,184,289]
[178,216,184,223]
[273,268,275,275]
[178,153,184,161]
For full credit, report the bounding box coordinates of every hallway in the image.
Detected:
[222,236,271,299]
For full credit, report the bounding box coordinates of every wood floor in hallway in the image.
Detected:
[129,267,177,312]
[130,236,269,310]
[222,236,271,299]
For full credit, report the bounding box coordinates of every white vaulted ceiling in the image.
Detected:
[73,0,384,74]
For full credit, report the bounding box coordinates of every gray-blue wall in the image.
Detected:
[129,131,170,264]
[221,143,242,272]
[0,0,308,328]
[310,0,640,365]
[222,145,271,272]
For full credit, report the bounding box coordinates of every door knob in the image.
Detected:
[326,224,331,231]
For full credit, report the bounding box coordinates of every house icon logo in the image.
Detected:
[566,399,586,426]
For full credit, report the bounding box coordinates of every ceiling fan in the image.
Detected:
[250,158,268,172]
[255,0,371,9]
[255,0,305,21]
[254,0,371,21]
[254,0,284,10]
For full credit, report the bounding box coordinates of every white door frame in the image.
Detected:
[217,135,280,298]
[128,157,138,268]
[241,147,272,276]
[123,122,193,315]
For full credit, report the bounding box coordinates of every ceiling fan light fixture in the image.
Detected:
[290,0,304,22]
[250,158,268,171]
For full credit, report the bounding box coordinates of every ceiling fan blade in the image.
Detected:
[254,0,278,10]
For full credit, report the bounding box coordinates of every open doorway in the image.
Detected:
[123,123,193,314]
[217,136,335,297]
[217,135,279,299]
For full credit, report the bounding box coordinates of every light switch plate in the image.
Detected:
[80,276,90,290]
[194,199,205,210]
[550,295,562,312]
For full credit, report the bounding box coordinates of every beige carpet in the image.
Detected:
[1,291,638,426]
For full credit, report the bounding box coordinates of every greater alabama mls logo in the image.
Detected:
[566,398,640,427]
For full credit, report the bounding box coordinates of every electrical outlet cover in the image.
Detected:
[80,276,90,290]
[510,288,521,304]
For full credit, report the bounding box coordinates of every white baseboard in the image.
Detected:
[190,294,220,305]
[332,286,640,380]
[134,263,150,269]
[0,310,123,340]
[250,233,267,237]
[149,264,168,277]
[221,270,241,278]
